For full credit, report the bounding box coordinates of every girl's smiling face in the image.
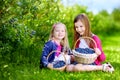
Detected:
[75,20,85,36]
[53,24,65,40]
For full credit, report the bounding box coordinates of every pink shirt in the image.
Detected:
[54,41,62,57]
[76,35,106,65]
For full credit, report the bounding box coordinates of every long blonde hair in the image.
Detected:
[49,22,70,49]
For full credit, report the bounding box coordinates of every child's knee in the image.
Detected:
[74,64,83,71]
[66,65,74,72]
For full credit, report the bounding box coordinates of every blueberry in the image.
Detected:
[75,48,95,54]
[53,60,66,68]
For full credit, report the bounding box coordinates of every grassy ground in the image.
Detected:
[1,34,120,80]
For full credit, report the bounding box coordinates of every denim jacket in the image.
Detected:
[40,40,61,68]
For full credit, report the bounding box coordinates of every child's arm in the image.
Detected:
[93,35,106,63]
[41,41,53,67]
[94,48,101,56]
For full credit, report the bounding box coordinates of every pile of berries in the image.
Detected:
[53,60,66,68]
[75,48,95,54]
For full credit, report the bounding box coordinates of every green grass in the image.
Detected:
[1,34,120,80]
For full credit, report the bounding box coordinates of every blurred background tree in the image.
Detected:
[0,0,120,66]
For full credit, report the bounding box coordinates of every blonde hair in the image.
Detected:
[49,22,70,49]
[73,13,92,45]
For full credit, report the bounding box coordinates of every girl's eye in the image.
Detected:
[55,30,65,32]
[75,26,78,28]
[56,30,59,32]
[80,26,82,27]
[62,30,65,32]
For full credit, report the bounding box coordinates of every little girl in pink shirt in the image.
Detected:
[66,13,114,73]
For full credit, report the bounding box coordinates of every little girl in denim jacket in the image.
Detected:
[40,22,71,69]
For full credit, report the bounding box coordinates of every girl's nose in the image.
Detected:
[78,28,82,31]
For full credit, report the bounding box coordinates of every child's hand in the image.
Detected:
[70,55,75,62]
[94,48,101,56]
[47,63,53,69]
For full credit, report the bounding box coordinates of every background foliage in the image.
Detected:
[0,0,120,79]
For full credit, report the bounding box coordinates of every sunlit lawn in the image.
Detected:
[1,34,120,80]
